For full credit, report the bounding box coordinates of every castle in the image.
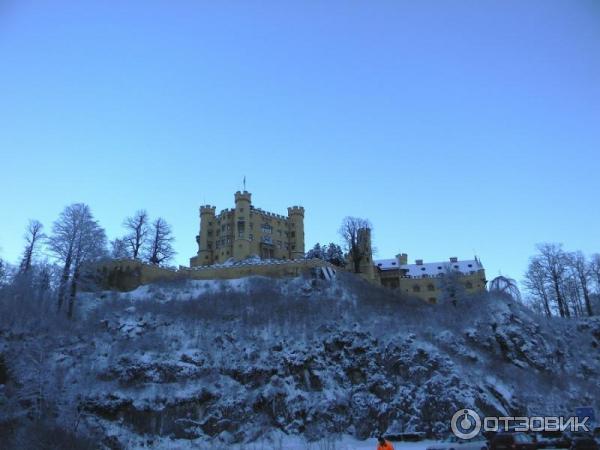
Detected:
[188,190,486,303]
[190,191,305,267]
[94,189,486,300]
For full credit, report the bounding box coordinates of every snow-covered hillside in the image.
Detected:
[1,273,599,449]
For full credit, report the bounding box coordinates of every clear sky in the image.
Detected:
[1,1,599,284]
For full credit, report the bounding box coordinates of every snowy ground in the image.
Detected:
[124,435,440,450]
[125,436,567,450]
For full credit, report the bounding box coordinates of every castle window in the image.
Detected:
[468,264,472,267]
[249,234,254,241]
[427,284,435,291]
[421,267,426,271]
[412,285,421,293]
[465,281,473,289]
[261,224,272,234]
[291,231,296,238]
[437,266,442,270]
[428,297,436,304]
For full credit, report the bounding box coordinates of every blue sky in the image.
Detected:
[1,1,599,283]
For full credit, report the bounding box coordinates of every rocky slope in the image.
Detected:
[1,274,599,448]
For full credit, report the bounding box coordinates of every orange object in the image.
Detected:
[377,440,395,450]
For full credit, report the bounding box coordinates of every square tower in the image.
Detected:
[190,191,305,267]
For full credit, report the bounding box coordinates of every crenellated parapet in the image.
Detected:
[287,206,305,217]
[200,205,216,216]
[234,190,252,203]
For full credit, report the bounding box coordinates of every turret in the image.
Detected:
[287,206,305,260]
[192,205,216,266]
[349,227,375,281]
[233,191,252,260]
[396,253,408,265]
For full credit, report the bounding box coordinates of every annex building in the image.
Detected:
[374,253,486,303]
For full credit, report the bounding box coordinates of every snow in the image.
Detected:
[374,258,483,278]
[4,274,600,447]
[122,434,440,450]
[123,278,252,301]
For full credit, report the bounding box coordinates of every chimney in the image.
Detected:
[396,253,408,265]
[415,259,423,265]
[449,257,458,263]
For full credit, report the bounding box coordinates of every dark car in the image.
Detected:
[569,432,599,450]
[535,430,570,448]
[489,433,537,450]
[387,432,426,442]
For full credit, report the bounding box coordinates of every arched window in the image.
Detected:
[427,284,435,291]
[412,285,421,293]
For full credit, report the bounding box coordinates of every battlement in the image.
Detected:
[200,205,216,215]
[234,190,252,203]
[92,258,332,292]
[287,206,305,217]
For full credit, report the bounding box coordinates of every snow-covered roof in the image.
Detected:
[375,258,484,278]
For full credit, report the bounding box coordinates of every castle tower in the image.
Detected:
[233,191,252,260]
[357,227,375,280]
[396,253,408,265]
[192,205,216,266]
[287,206,305,260]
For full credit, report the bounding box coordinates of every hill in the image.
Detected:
[1,273,599,449]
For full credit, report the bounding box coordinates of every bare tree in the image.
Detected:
[123,210,149,259]
[110,237,129,259]
[67,214,106,318]
[18,220,46,274]
[536,243,570,317]
[48,203,107,317]
[489,275,522,302]
[146,217,175,266]
[568,251,594,316]
[0,257,7,287]
[590,254,600,297]
[339,216,372,273]
[523,257,552,317]
[439,265,466,307]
